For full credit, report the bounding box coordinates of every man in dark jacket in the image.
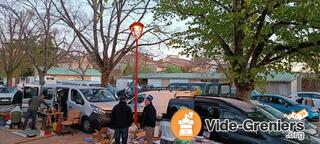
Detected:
[142,95,156,144]
[111,94,133,144]
[12,84,24,106]
[23,93,50,129]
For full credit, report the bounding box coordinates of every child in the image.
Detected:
[159,106,178,144]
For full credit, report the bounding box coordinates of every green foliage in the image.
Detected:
[27,36,58,68]
[155,0,320,100]
[122,61,156,76]
[165,64,185,73]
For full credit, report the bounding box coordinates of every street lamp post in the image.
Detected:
[129,22,144,124]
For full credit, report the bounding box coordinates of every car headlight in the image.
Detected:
[91,104,106,115]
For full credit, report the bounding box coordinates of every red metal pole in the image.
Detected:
[134,39,139,124]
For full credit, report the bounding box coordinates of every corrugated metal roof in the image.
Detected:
[123,72,297,82]
[123,73,226,80]
[47,67,101,76]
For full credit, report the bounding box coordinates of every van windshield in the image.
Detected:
[80,89,116,102]
[0,87,10,93]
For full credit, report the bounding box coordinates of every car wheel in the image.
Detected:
[82,117,94,133]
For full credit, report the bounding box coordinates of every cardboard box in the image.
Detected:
[135,130,146,139]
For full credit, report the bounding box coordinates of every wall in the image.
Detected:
[162,79,169,87]
[148,79,162,87]
[257,82,291,95]
[291,79,298,94]
[301,78,320,92]
[169,79,189,84]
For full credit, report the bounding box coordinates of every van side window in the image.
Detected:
[208,86,218,95]
[24,87,39,98]
[220,85,230,95]
[71,89,83,103]
[42,87,54,100]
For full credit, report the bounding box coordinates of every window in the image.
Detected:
[298,94,312,98]
[208,85,218,95]
[270,97,282,104]
[177,84,189,91]
[312,94,320,99]
[71,89,83,104]
[0,88,9,93]
[220,110,245,124]
[191,85,205,95]
[270,97,290,106]
[80,88,116,102]
[220,85,231,95]
[259,96,271,102]
[195,102,219,119]
[168,84,175,89]
[24,87,39,98]
[42,87,55,100]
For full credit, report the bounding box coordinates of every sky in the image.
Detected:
[69,0,189,60]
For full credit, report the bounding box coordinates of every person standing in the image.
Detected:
[159,106,178,144]
[12,84,24,106]
[23,93,50,129]
[141,95,156,144]
[58,90,68,119]
[111,95,133,144]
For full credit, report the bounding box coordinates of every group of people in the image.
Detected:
[11,84,68,130]
[11,83,177,143]
[111,90,177,144]
[111,90,157,144]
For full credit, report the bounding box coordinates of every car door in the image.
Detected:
[68,89,85,116]
[279,98,298,113]
[219,107,264,144]
[268,97,291,114]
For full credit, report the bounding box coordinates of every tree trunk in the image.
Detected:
[6,73,13,87]
[38,71,46,94]
[234,81,254,102]
[101,68,111,87]
[81,75,85,80]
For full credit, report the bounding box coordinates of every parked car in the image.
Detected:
[253,101,319,136]
[167,82,231,97]
[167,96,316,144]
[0,87,15,105]
[289,92,320,108]
[127,90,194,119]
[23,84,118,133]
[231,88,260,96]
[251,94,320,122]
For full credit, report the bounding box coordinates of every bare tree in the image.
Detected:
[54,0,171,87]
[69,47,92,80]
[0,5,26,87]
[2,0,75,87]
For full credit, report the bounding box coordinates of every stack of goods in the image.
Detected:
[92,127,114,144]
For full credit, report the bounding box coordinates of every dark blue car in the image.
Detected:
[251,94,319,122]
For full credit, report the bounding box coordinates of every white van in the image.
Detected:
[56,80,101,87]
[23,84,118,133]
